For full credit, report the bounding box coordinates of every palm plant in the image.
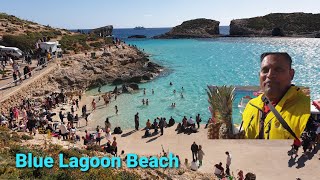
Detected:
[207,85,235,139]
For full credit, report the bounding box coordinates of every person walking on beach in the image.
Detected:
[75,99,79,110]
[82,105,87,117]
[226,151,232,170]
[134,112,139,130]
[115,105,118,115]
[159,118,165,135]
[112,136,118,156]
[96,126,102,146]
[91,99,96,111]
[191,142,199,161]
[198,145,205,168]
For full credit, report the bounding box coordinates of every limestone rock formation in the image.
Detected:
[230,13,320,37]
[154,18,220,39]
[128,35,147,38]
[91,25,113,37]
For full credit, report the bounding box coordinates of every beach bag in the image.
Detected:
[114,127,122,134]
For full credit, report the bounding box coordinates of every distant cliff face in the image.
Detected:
[91,25,113,37]
[230,13,320,37]
[154,18,220,38]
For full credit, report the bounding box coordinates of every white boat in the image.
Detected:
[238,96,252,114]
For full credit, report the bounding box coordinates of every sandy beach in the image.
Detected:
[34,92,319,180]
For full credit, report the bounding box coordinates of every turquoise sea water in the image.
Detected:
[87,37,320,129]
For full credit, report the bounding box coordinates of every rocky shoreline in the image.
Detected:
[50,44,163,91]
[0,43,163,113]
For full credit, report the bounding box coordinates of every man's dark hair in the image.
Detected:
[260,52,292,68]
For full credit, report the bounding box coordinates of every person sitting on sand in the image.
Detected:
[104,141,113,154]
[105,118,111,131]
[144,128,151,137]
[58,122,69,140]
[146,119,151,129]
[168,116,175,127]
[184,158,189,168]
[187,117,195,127]
[106,127,112,141]
[182,116,188,127]
[237,170,244,180]
[190,159,198,171]
[214,162,224,176]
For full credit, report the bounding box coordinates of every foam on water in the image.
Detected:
[87,37,320,129]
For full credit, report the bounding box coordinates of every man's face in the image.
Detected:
[259,54,294,101]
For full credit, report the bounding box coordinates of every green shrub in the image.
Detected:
[89,41,104,48]
[21,134,33,140]
[2,30,60,52]
[60,34,91,51]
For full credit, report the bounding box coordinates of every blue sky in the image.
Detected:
[0,0,319,29]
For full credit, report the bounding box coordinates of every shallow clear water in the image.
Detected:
[87,37,320,129]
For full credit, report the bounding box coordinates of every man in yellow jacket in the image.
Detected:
[242,52,310,139]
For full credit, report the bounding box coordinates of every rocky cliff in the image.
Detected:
[51,45,162,90]
[154,18,220,38]
[230,13,320,37]
[90,25,113,37]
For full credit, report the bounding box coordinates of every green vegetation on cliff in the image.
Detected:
[230,13,320,37]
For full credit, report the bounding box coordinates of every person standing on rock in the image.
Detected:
[134,112,139,130]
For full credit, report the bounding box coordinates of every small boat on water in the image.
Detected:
[238,95,252,114]
[134,26,145,30]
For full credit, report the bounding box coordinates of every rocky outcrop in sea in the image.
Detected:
[154,18,220,39]
[229,13,320,37]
